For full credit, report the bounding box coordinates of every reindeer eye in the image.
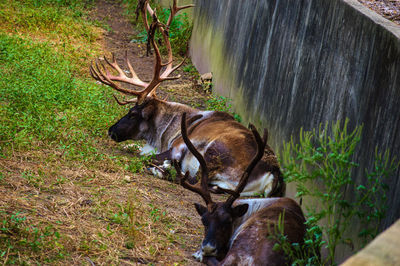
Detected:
[128,110,138,118]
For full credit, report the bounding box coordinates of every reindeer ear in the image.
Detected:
[141,104,155,120]
[232,204,248,218]
[194,203,208,216]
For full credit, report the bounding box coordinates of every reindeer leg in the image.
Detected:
[151,149,172,165]
[147,149,174,179]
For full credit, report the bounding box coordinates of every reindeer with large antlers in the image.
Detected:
[174,113,306,265]
[90,0,285,197]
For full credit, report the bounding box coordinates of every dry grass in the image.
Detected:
[0,140,206,265]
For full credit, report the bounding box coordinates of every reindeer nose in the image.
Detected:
[108,128,118,141]
[202,243,217,256]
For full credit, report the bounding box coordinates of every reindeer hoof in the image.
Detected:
[192,250,203,262]
[149,167,164,178]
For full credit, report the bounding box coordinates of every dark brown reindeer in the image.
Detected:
[90,0,284,197]
[174,113,306,265]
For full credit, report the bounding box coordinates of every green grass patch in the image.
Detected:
[205,95,242,122]
[0,34,125,160]
[0,0,95,37]
[0,0,103,70]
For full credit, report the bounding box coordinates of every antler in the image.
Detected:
[174,113,268,209]
[90,0,190,105]
[173,113,215,212]
[224,125,268,207]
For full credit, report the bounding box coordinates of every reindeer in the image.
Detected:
[89,0,285,197]
[173,113,306,265]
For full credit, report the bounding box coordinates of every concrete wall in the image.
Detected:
[190,0,400,261]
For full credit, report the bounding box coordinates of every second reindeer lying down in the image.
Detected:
[174,113,306,265]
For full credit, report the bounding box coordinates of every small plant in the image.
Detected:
[279,119,398,264]
[182,63,200,79]
[21,170,44,188]
[205,95,242,122]
[110,211,129,225]
[149,204,162,222]
[271,213,323,266]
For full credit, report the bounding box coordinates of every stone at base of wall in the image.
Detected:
[341,219,400,266]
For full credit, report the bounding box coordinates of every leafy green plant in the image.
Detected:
[278,119,398,264]
[110,211,130,225]
[205,95,242,122]
[21,170,44,188]
[271,213,323,266]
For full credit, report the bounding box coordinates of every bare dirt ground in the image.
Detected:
[358,0,400,25]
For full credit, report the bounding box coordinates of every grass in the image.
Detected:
[0,0,103,72]
[0,0,203,264]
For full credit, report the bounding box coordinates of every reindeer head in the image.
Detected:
[107,97,158,142]
[174,113,268,260]
[90,0,193,142]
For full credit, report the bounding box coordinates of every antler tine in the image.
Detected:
[172,160,209,203]
[125,51,142,82]
[102,54,148,88]
[225,125,268,206]
[103,54,124,77]
[173,113,215,210]
[138,7,184,100]
[93,59,142,96]
[145,1,187,80]
[89,63,107,84]
[112,95,138,106]
[167,0,195,27]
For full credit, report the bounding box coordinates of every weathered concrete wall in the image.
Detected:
[190,0,400,261]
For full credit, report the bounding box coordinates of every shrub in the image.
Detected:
[276,120,398,265]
